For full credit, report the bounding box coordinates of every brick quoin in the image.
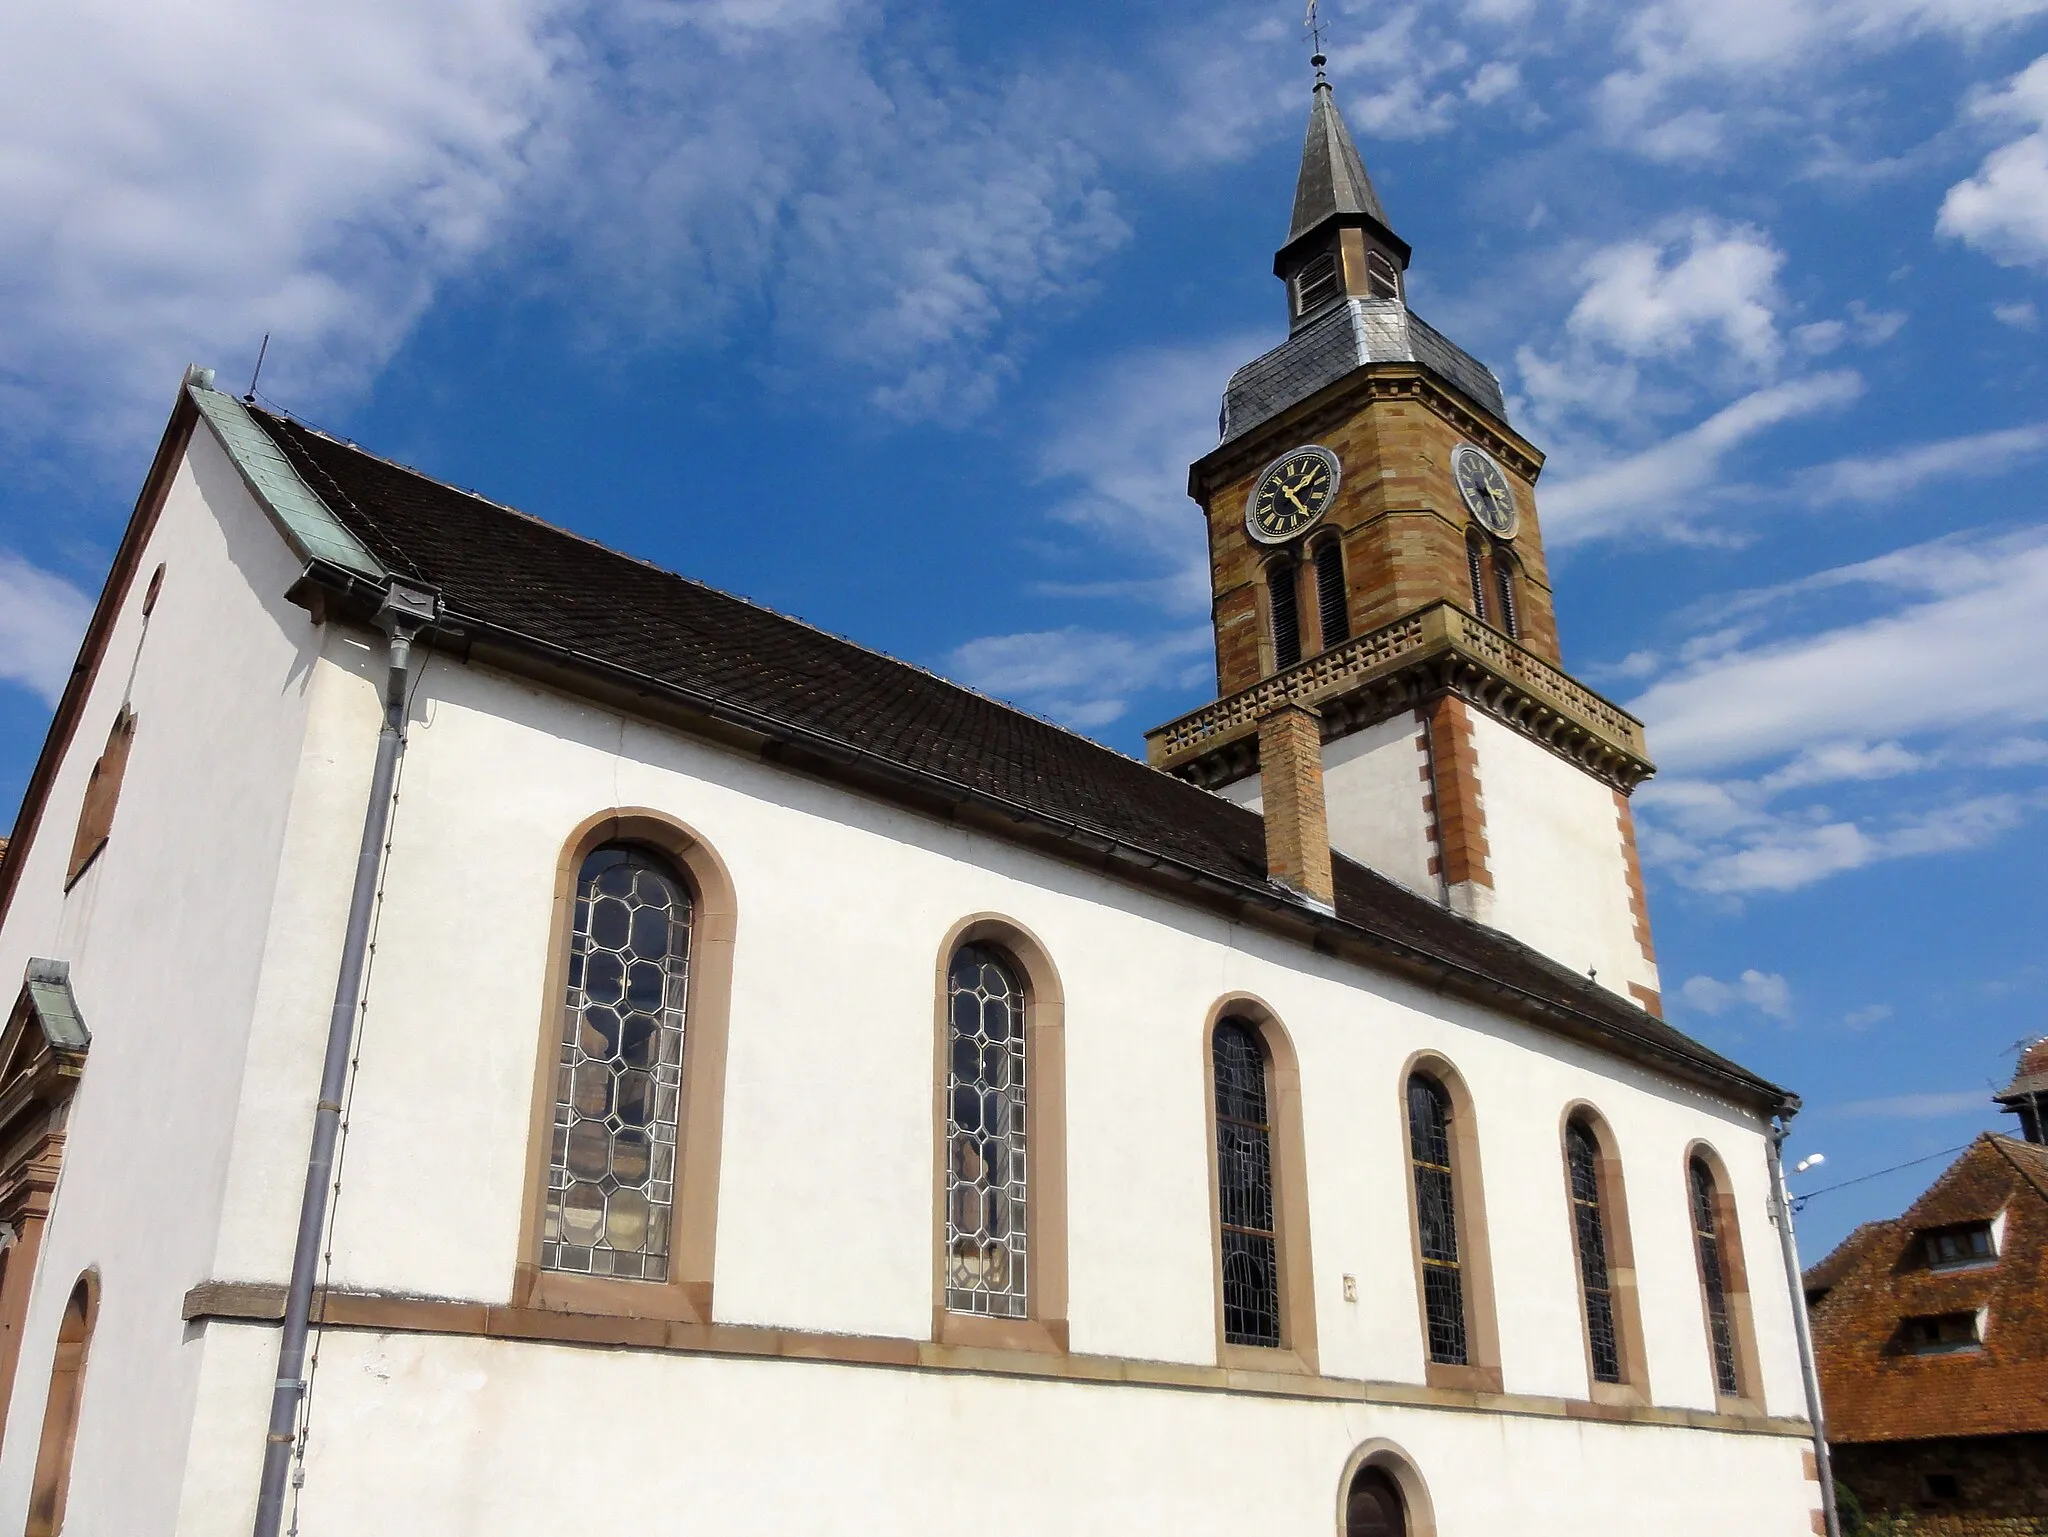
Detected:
[1424,694,1490,893]
[1613,790,1661,1017]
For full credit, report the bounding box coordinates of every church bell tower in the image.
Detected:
[1144,60,1663,1015]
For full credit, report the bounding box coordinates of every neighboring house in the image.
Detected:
[0,73,1832,1535]
[1806,1045,2048,1533]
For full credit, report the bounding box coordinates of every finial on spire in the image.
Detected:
[1306,0,1328,81]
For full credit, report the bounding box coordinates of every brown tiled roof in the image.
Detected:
[245,406,1781,1105]
[1808,1134,2048,1443]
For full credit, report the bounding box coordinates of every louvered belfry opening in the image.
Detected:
[1269,557,1302,671]
[1314,538,1349,650]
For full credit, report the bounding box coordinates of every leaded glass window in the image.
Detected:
[543,845,690,1280]
[945,945,1029,1317]
[1214,1019,1281,1347]
[1690,1158,1740,1396]
[1408,1074,1467,1366]
[1566,1120,1622,1383]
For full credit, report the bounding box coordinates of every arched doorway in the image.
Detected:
[1346,1465,1408,1537]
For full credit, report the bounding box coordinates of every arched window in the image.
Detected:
[1565,1117,1622,1384]
[945,945,1028,1318]
[1346,1466,1409,1537]
[25,1275,96,1537]
[1492,550,1520,640]
[1465,534,1488,623]
[1213,1018,1280,1347]
[1269,558,1302,671]
[1406,1075,1466,1366]
[544,843,693,1281]
[1313,538,1350,650]
[1689,1157,1739,1396]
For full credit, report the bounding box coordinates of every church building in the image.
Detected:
[0,69,1833,1534]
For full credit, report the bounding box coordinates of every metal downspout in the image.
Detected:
[1768,1108,1842,1537]
[252,580,436,1537]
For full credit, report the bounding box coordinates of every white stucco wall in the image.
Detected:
[1466,711,1660,1003]
[171,650,1803,1514]
[0,424,324,1535]
[1208,711,1436,900]
[176,1327,1814,1537]
[1321,711,1435,898]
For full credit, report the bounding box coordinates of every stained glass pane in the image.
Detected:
[1691,1159,1740,1395]
[1214,1020,1282,1347]
[543,844,692,1282]
[1407,1075,1467,1365]
[1567,1121,1621,1383]
[944,946,1029,1318]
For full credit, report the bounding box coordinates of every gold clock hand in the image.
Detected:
[1281,482,1312,515]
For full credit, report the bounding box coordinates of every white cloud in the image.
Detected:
[1995,299,2042,329]
[1841,1003,1895,1028]
[0,553,95,704]
[1465,61,1522,105]
[1601,0,2048,147]
[945,625,1212,729]
[1632,526,2048,771]
[1032,335,1261,612]
[1624,526,2048,892]
[1679,969,1795,1021]
[1539,372,1863,544]
[1799,422,2048,503]
[1939,55,2048,271]
[0,0,570,447]
[1830,1089,1993,1118]
[1566,221,1787,369]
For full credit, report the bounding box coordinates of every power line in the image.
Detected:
[1792,1143,1970,1211]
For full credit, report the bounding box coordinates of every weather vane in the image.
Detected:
[1305,0,1329,77]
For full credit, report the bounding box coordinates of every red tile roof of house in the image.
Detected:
[1808,1134,2048,1443]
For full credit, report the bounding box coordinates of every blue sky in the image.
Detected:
[3,0,2046,1258]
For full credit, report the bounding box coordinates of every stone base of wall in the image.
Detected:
[1835,1435,2048,1534]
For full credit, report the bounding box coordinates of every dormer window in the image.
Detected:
[1902,1310,1983,1355]
[1366,250,1401,301]
[1923,1221,1996,1270]
[1294,252,1342,316]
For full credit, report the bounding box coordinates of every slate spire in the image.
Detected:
[1280,57,1409,269]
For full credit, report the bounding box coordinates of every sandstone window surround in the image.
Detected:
[514,811,737,1326]
[1339,1440,1437,1537]
[930,916,1068,1353]
[1562,1106,1651,1405]
[1685,1144,1766,1411]
[1204,998,1318,1373]
[24,1272,97,1537]
[1399,1055,1502,1393]
[0,959,91,1445]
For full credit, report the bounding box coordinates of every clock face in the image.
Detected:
[1247,445,1341,545]
[1453,444,1519,539]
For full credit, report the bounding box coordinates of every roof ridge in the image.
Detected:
[246,407,1160,767]
[1989,1132,2048,1205]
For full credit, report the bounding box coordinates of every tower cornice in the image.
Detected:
[1145,600,1653,796]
